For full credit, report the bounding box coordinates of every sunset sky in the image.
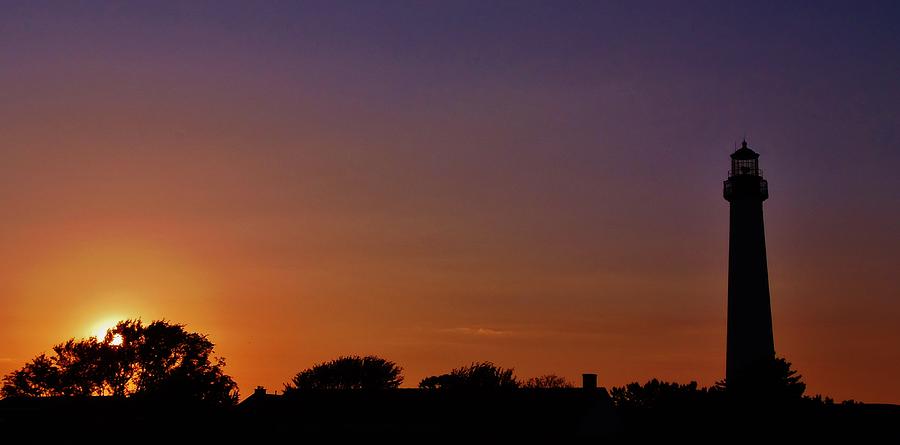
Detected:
[2,1,899,403]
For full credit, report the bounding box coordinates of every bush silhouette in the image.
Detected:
[419,362,519,390]
[1,319,238,405]
[522,374,573,389]
[611,379,709,410]
[283,355,403,392]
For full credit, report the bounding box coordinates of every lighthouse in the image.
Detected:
[723,141,775,383]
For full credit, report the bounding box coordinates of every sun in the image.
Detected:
[91,318,124,346]
[108,333,124,346]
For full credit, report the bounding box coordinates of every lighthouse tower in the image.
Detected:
[723,141,775,383]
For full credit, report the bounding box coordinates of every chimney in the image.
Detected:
[582,373,597,390]
[254,386,267,397]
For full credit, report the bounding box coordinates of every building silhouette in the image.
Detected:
[724,141,775,383]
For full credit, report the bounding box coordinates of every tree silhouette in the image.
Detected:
[1,319,238,405]
[419,362,519,390]
[2,353,61,397]
[283,355,403,393]
[522,374,573,389]
[715,355,806,401]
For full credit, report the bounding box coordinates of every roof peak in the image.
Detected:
[730,140,759,160]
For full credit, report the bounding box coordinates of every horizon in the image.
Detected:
[2,1,899,404]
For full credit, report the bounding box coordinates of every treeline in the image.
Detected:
[284,355,572,393]
[1,319,843,409]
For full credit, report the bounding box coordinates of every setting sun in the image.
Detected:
[91,318,124,345]
[109,333,124,346]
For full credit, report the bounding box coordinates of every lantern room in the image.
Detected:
[729,140,761,177]
[724,140,768,201]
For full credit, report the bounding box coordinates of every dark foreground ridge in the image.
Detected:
[1,386,898,442]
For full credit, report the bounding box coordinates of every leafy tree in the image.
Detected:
[283,355,403,393]
[522,374,573,389]
[419,362,519,390]
[1,319,238,406]
[2,354,60,397]
[715,355,806,401]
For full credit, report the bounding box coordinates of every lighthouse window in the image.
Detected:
[731,159,759,176]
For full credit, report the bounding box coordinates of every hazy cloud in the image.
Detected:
[440,327,512,337]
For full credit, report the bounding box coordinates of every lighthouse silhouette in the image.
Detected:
[723,140,775,383]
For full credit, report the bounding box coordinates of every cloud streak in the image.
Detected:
[439,327,511,337]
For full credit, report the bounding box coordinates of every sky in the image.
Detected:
[1,1,899,403]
